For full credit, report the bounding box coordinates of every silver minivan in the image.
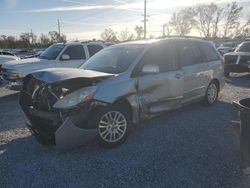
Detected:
[19,38,225,148]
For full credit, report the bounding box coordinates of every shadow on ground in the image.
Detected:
[226,73,250,88]
[1,100,249,187]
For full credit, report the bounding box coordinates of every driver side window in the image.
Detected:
[61,45,86,60]
[137,43,177,75]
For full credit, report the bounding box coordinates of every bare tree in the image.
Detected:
[195,3,224,38]
[100,28,118,42]
[48,31,60,43]
[39,34,50,45]
[234,17,250,38]
[163,23,172,36]
[119,28,134,41]
[134,25,144,39]
[169,7,196,36]
[223,1,243,38]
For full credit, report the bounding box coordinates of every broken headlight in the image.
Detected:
[53,86,97,109]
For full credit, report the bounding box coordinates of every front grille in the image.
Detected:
[224,55,238,64]
[239,56,250,65]
[1,68,20,81]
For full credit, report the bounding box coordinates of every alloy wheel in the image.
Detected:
[207,83,218,104]
[98,111,127,143]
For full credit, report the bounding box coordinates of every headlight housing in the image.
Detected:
[53,86,97,109]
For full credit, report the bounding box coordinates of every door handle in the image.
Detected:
[175,73,182,79]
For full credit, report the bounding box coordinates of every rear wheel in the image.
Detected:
[95,105,131,148]
[204,81,219,105]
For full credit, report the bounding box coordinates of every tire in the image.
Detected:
[204,81,219,105]
[94,104,131,148]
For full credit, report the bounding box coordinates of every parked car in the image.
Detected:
[19,38,225,148]
[2,41,110,89]
[0,50,16,56]
[224,41,250,76]
[217,46,234,55]
[13,49,35,58]
[22,50,44,59]
[0,55,20,82]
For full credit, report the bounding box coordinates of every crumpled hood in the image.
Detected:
[29,68,114,84]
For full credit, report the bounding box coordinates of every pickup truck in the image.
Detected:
[224,41,250,77]
[0,55,20,82]
[1,41,111,89]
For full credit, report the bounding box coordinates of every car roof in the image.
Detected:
[61,41,112,46]
[112,37,209,48]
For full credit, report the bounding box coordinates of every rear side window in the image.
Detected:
[199,42,220,62]
[139,42,178,72]
[87,45,104,57]
[177,41,204,66]
[62,45,86,60]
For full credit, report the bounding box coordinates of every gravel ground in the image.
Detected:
[0,74,250,188]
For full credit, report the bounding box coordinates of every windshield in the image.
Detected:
[235,42,250,52]
[80,45,145,74]
[39,44,65,60]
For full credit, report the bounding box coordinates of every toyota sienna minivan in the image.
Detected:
[19,38,225,148]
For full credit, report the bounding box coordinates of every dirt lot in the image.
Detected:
[0,74,250,188]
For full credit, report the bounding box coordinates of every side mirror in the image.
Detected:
[142,64,159,74]
[61,54,70,61]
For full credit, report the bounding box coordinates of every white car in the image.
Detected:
[0,55,20,65]
[0,55,20,82]
[2,41,111,89]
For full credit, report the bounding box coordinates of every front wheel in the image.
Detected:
[95,105,131,148]
[204,81,219,105]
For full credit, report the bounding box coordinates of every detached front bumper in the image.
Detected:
[26,118,98,149]
[19,91,100,149]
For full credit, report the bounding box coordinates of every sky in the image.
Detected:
[0,0,249,40]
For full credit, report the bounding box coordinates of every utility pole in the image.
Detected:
[142,0,149,39]
[30,29,33,44]
[162,25,165,37]
[57,19,61,36]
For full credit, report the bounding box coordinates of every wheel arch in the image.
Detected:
[113,97,134,124]
[210,78,220,91]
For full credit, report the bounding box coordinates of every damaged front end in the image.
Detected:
[19,69,112,149]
